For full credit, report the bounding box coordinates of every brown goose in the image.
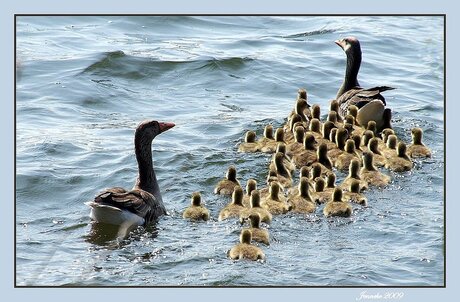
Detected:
[260,127,285,153]
[269,143,296,173]
[407,127,432,158]
[243,213,270,245]
[335,37,394,131]
[240,190,272,224]
[342,179,368,206]
[242,179,257,207]
[312,177,331,204]
[183,192,210,221]
[272,152,293,188]
[323,187,352,218]
[287,125,306,156]
[238,130,259,153]
[385,141,413,172]
[228,229,265,261]
[257,125,275,149]
[311,104,321,120]
[214,165,241,195]
[261,181,290,215]
[335,139,359,171]
[367,137,386,167]
[360,152,391,188]
[287,177,317,213]
[218,186,245,221]
[287,166,310,196]
[292,133,317,168]
[86,120,174,226]
[340,158,368,191]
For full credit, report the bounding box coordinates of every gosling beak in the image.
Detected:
[159,122,175,133]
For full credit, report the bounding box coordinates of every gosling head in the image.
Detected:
[397,141,409,159]
[367,121,377,135]
[232,186,244,206]
[248,213,261,228]
[332,187,343,202]
[327,111,338,124]
[329,128,338,144]
[314,177,325,192]
[387,134,397,150]
[345,139,356,154]
[299,166,309,179]
[294,125,305,143]
[244,130,256,143]
[345,114,355,126]
[246,179,257,196]
[362,130,374,146]
[329,99,339,112]
[250,190,261,208]
[411,127,424,145]
[275,128,284,142]
[347,105,359,120]
[299,177,310,197]
[310,163,322,180]
[303,133,316,151]
[309,118,321,134]
[226,165,237,181]
[368,137,381,155]
[349,179,361,194]
[362,152,376,171]
[275,142,286,154]
[381,128,395,144]
[349,158,361,178]
[240,229,252,244]
[311,104,321,120]
[336,128,349,150]
[322,121,336,140]
[269,181,281,200]
[264,125,274,140]
[191,192,202,206]
[297,88,307,100]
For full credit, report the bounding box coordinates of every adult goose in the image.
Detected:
[335,37,394,131]
[86,120,175,226]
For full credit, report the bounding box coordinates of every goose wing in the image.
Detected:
[338,86,395,117]
[94,188,158,222]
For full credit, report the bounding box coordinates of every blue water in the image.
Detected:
[15,16,444,286]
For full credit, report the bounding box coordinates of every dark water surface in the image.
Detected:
[16,16,444,286]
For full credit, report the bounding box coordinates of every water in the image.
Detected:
[15,16,444,286]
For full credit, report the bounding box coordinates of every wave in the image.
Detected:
[81,51,255,80]
[282,28,336,39]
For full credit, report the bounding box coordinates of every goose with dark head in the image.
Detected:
[86,120,174,226]
[335,37,394,131]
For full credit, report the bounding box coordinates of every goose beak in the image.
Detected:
[159,122,175,133]
[335,39,345,49]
